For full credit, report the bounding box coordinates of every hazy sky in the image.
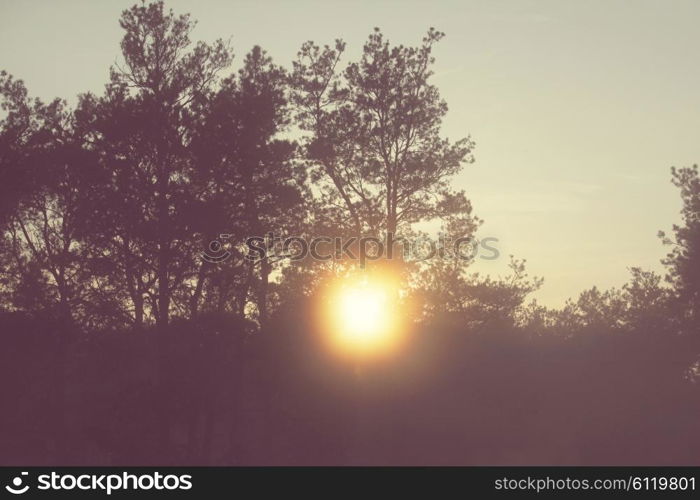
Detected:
[2,0,699,306]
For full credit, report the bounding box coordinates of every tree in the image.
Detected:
[412,256,543,329]
[188,46,307,325]
[0,71,93,325]
[291,28,477,258]
[76,1,232,331]
[0,71,39,229]
[660,165,700,327]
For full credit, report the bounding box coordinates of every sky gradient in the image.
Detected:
[2,0,698,305]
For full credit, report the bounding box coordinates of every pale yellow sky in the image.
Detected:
[2,0,698,306]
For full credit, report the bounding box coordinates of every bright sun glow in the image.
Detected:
[322,274,403,357]
[338,285,390,340]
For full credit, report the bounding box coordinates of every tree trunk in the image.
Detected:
[258,258,271,327]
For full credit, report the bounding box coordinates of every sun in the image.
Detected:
[322,273,403,357]
[337,285,390,340]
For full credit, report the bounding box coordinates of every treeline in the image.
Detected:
[0,1,698,465]
[0,2,479,332]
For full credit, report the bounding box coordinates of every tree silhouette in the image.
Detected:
[110,0,231,331]
[291,29,478,253]
[660,165,700,331]
[189,46,306,325]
